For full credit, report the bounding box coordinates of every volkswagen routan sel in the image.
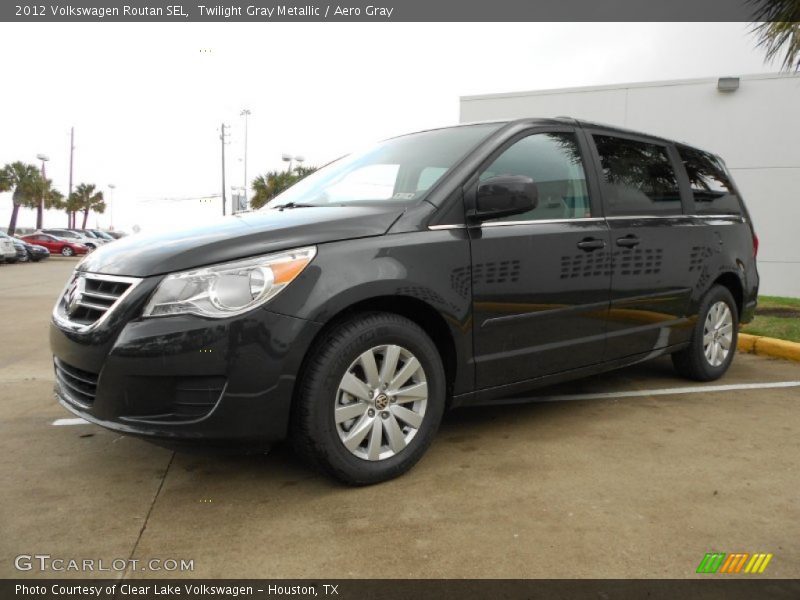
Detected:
[51,118,759,484]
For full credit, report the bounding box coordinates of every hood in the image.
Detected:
[78,205,403,277]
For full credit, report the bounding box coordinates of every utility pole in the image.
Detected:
[68,127,75,228]
[240,109,251,212]
[220,123,229,216]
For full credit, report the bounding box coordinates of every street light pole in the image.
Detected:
[68,127,75,228]
[108,184,116,230]
[220,123,230,216]
[240,109,251,208]
[36,153,49,230]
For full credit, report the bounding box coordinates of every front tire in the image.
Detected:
[291,312,446,485]
[672,285,738,381]
[61,246,74,257]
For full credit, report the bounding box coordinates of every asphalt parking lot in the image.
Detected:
[1,258,798,579]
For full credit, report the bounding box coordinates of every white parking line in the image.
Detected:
[52,417,90,426]
[504,381,800,403]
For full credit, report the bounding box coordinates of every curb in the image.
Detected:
[738,333,800,363]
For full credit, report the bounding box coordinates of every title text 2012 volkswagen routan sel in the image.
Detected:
[51,118,758,484]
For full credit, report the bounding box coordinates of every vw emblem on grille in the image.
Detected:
[65,276,85,316]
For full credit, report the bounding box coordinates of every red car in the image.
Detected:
[20,233,89,257]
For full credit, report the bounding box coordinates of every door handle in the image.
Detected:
[576,238,606,251]
[616,235,641,248]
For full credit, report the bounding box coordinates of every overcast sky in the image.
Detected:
[0,22,778,233]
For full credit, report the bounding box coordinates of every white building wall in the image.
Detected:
[460,73,800,297]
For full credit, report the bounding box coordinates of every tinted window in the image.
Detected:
[479,132,591,222]
[677,145,741,215]
[594,135,682,216]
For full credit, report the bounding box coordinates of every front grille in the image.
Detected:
[55,358,99,406]
[54,272,141,331]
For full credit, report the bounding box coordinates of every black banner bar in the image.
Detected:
[2,0,766,23]
[4,579,800,600]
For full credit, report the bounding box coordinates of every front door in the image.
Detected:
[469,129,612,390]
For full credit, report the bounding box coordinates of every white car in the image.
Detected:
[0,235,16,262]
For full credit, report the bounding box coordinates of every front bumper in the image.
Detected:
[50,303,321,444]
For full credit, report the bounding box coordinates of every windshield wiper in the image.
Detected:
[273,202,318,210]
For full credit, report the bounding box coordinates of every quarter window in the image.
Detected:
[677,145,741,215]
[593,135,682,216]
[479,132,591,222]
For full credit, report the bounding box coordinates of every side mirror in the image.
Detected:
[472,175,538,220]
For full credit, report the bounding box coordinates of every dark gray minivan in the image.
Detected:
[51,118,758,484]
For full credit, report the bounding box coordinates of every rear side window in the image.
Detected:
[593,135,682,216]
[677,145,742,215]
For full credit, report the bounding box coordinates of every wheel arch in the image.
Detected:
[712,271,744,321]
[294,295,461,404]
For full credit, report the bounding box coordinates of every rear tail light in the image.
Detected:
[753,232,759,257]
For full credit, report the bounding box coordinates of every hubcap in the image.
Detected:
[703,300,734,367]
[334,344,428,461]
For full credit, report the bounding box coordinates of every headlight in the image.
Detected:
[143,246,316,318]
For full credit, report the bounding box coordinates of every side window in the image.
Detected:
[593,135,682,216]
[677,145,741,215]
[479,132,591,222]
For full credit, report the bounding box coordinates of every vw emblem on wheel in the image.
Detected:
[374,393,390,410]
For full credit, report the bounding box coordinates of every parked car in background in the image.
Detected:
[76,229,115,245]
[11,239,28,262]
[40,229,104,250]
[19,239,50,262]
[86,229,117,242]
[104,230,126,239]
[20,233,88,257]
[0,232,18,263]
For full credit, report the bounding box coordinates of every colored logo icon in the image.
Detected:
[696,552,773,574]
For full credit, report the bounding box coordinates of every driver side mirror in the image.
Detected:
[471,175,538,221]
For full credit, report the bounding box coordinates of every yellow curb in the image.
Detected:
[737,333,758,353]
[738,333,800,362]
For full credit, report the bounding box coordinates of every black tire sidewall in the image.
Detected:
[301,314,445,484]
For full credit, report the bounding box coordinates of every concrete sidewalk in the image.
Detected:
[1,259,798,579]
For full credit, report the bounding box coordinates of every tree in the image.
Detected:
[0,162,42,235]
[69,183,106,229]
[30,177,65,229]
[250,165,317,210]
[750,0,800,71]
[64,191,83,228]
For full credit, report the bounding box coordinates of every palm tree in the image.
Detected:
[250,166,317,210]
[750,0,800,71]
[70,183,106,229]
[29,177,65,229]
[65,191,83,228]
[0,162,42,235]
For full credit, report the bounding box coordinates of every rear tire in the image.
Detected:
[61,247,73,257]
[291,312,446,485]
[672,285,738,381]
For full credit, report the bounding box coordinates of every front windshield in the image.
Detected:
[265,124,501,209]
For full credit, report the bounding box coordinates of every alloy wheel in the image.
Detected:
[334,344,428,461]
[703,300,734,367]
